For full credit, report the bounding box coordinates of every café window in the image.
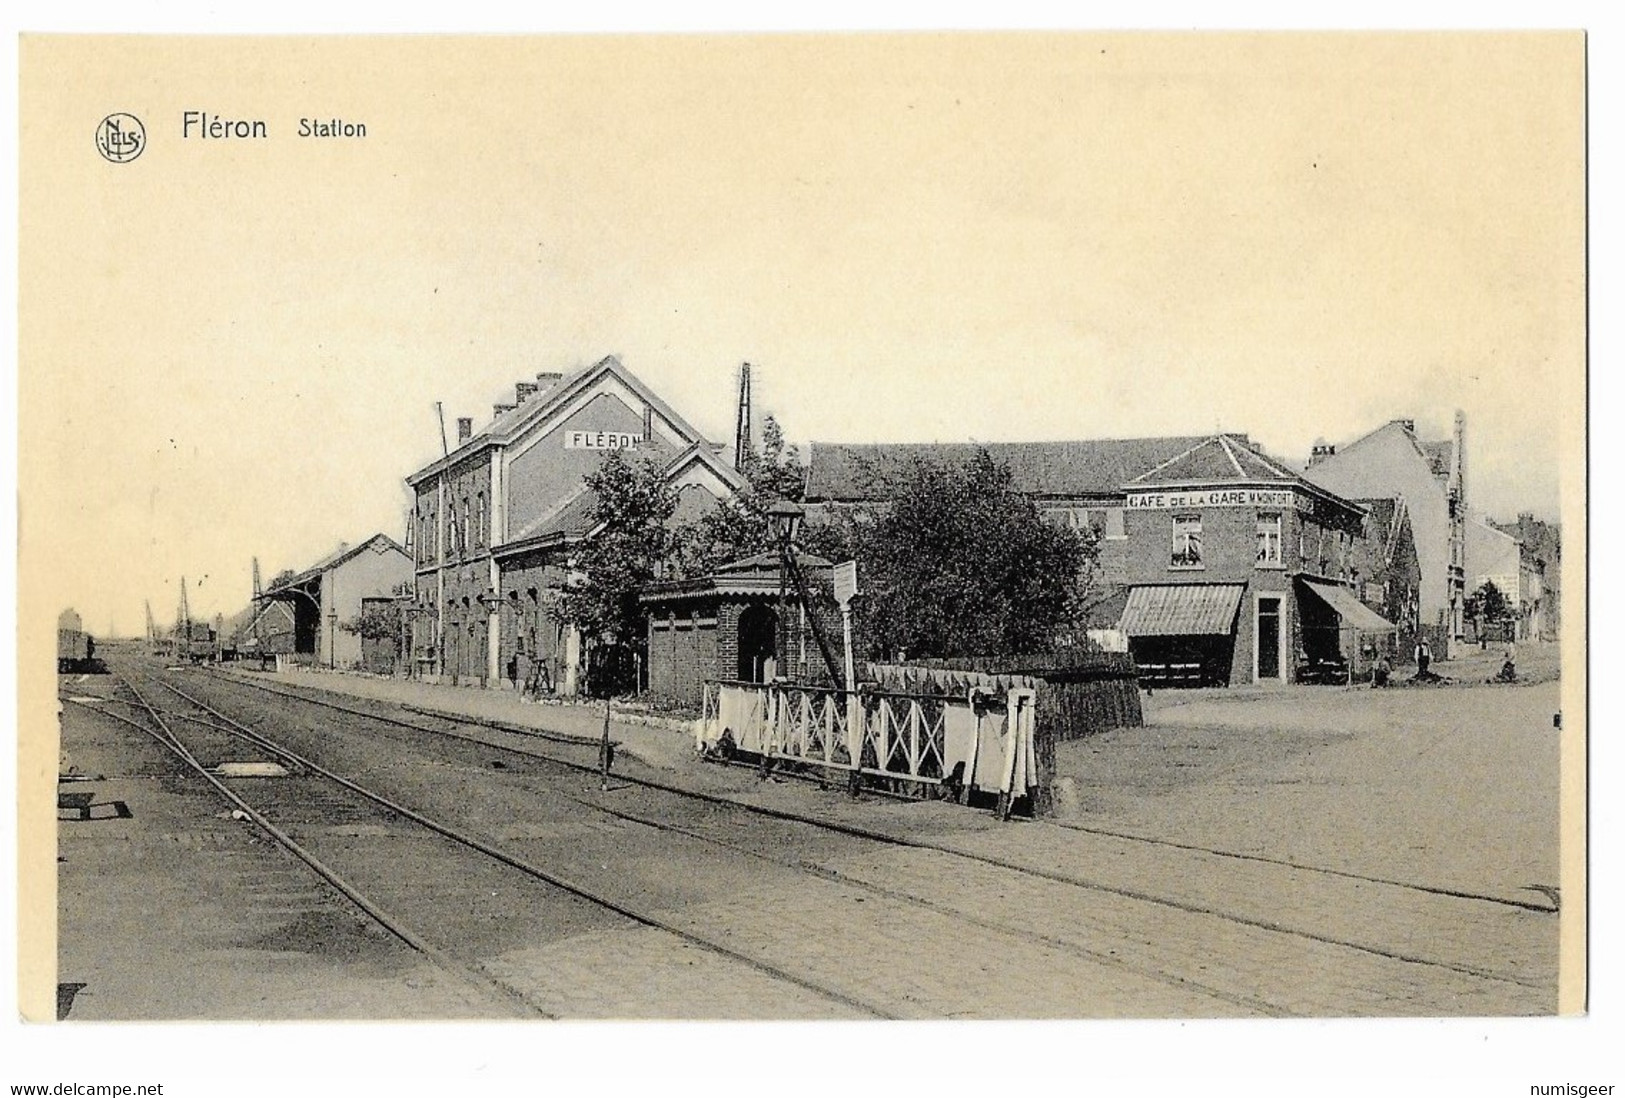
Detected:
[1105,507,1126,540]
[1256,512,1282,568]
[1170,514,1203,570]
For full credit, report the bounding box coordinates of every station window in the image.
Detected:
[1170,514,1203,569]
[1255,512,1282,568]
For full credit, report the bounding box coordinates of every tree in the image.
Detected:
[560,452,677,653]
[1467,580,1511,632]
[340,604,403,640]
[852,450,1091,659]
[670,413,808,577]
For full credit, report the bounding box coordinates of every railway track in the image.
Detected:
[209,669,1556,912]
[166,666,1553,1015]
[98,670,895,1020]
[75,681,546,1018]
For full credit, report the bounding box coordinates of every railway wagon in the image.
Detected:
[57,608,96,673]
[176,622,219,664]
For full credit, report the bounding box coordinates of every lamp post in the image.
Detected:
[476,589,504,687]
[766,501,804,682]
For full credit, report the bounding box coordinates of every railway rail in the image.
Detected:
[98,669,894,1020]
[161,676,1285,1015]
[161,665,1553,1015]
[75,679,544,1018]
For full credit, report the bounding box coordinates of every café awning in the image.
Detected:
[1299,578,1395,633]
[1118,584,1245,637]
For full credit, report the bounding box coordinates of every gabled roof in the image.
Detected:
[406,355,719,486]
[803,436,1210,502]
[1126,435,1364,513]
[497,444,745,558]
[1316,419,1453,477]
[1127,434,1305,487]
[663,440,749,496]
[264,534,408,595]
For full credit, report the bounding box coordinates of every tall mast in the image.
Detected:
[733,362,753,471]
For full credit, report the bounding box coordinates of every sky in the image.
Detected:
[19,32,1584,634]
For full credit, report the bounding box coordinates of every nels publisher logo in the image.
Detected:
[95,113,146,163]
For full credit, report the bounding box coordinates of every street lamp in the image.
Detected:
[766,499,804,547]
[766,501,804,683]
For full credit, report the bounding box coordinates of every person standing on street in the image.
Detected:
[1415,639,1432,677]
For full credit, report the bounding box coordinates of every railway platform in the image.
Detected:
[215,665,698,770]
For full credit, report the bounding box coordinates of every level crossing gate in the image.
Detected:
[699,678,1038,810]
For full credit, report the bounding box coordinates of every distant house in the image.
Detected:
[806,432,1385,686]
[1468,513,1554,642]
[260,534,413,669]
[1492,513,1560,641]
[225,599,297,658]
[1302,415,1468,656]
[1346,496,1425,659]
[804,435,1210,623]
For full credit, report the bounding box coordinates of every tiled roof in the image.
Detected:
[714,550,833,576]
[510,489,601,544]
[265,534,407,594]
[1128,435,1307,487]
[804,436,1210,502]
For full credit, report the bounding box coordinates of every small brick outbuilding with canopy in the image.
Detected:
[640,551,841,710]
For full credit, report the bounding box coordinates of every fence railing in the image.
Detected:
[700,679,1037,806]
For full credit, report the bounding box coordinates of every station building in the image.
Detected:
[404,355,744,693]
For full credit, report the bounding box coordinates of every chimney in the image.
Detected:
[457,417,473,444]
[1308,439,1337,467]
[1392,418,1416,434]
[515,381,540,403]
[535,371,564,388]
[493,402,517,418]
